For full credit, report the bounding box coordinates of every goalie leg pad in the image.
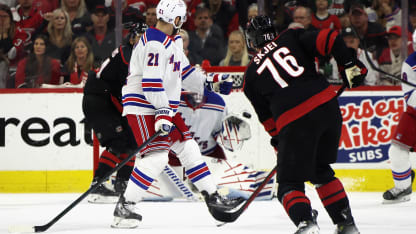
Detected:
[177,140,217,194]
[124,150,168,202]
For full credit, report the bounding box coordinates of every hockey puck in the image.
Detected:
[242,112,251,119]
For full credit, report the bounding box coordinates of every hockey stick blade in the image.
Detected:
[8,225,35,233]
[14,130,162,233]
[210,165,277,223]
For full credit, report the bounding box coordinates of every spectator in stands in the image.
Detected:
[0,52,8,88]
[247,3,258,22]
[33,0,59,13]
[293,6,317,32]
[372,0,401,29]
[0,1,17,7]
[63,36,94,86]
[377,25,414,85]
[349,2,387,58]
[15,34,61,88]
[0,4,28,69]
[85,5,115,66]
[266,0,292,33]
[60,0,91,36]
[14,0,50,44]
[45,8,72,66]
[188,7,225,65]
[234,0,257,29]
[144,4,156,27]
[409,7,416,35]
[311,0,341,31]
[108,0,143,37]
[338,11,351,28]
[219,30,251,66]
[330,26,380,85]
[179,29,202,66]
[203,0,239,39]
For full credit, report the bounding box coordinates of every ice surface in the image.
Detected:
[1,191,415,234]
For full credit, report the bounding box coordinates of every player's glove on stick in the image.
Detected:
[340,59,368,88]
[155,108,173,136]
[206,73,233,95]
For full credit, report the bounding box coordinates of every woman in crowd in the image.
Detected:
[15,34,61,88]
[219,30,251,66]
[60,0,91,36]
[63,36,94,87]
[0,4,29,69]
[45,8,73,66]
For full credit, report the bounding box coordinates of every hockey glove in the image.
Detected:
[340,59,368,88]
[206,73,233,95]
[155,107,173,136]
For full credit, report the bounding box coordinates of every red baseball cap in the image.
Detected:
[387,26,401,37]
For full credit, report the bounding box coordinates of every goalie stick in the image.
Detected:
[212,83,346,223]
[8,130,162,233]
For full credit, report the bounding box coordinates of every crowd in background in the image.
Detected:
[0,0,415,88]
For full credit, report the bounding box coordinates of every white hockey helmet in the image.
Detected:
[219,113,251,152]
[156,0,187,29]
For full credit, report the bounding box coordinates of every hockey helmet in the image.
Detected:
[245,15,277,49]
[124,20,148,42]
[219,113,251,152]
[156,0,187,29]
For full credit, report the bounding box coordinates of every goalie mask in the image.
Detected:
[219,114,251,152]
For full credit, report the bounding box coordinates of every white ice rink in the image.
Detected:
[1,191,415,234]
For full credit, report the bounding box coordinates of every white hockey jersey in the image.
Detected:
[121,28,205,116]
[401,52,416,109]
[178,89,227,155]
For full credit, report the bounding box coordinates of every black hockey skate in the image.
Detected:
[201,190,245,222]
[294,209,319,234]
[111,195,142,229]
[114,180,128,195]
[334,208,360,234]
[88,182,119,204]
[382,170,415,204]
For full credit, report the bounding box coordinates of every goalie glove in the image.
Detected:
[206,73,233,95]
[155,108,173,136]
[340,59,368,88]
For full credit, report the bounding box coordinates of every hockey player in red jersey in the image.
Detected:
[82,21,147,203]
[243,16,367,234]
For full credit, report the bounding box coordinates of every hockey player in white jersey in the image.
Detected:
[383,31,416,204]
[112,0,240,228]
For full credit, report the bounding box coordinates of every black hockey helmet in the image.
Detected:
[245,15,277,49]
[123,20,148,43]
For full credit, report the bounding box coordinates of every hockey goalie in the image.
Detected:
[131,88,277,201]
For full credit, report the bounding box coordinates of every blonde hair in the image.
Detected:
[66,37,94,73]
[222,30,250,66]
[47,8,73,47]
[60,0,87,19]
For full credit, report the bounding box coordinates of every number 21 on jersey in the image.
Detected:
[256,47,304,88]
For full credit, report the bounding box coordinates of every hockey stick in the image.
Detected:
[8,130,162,233]
[163,165,198,201]
[351,27,416,88]
[211,164,278,223]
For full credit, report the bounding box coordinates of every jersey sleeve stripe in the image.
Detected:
[182,66,195,80]
[262,118,278,136]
